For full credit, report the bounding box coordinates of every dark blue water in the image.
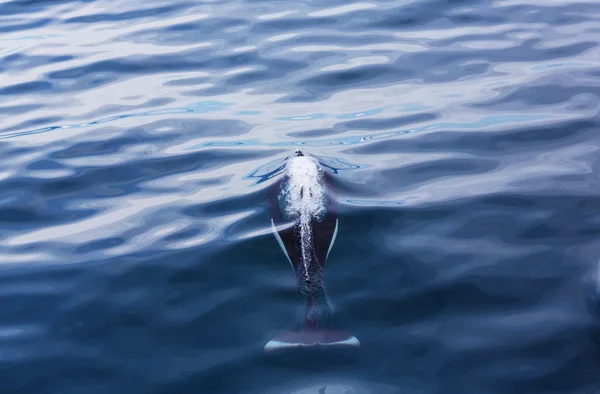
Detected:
[2,0,600,392]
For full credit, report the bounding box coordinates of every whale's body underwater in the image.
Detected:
[265,150,359,352]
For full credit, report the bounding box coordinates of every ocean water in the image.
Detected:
[1,0,600,393]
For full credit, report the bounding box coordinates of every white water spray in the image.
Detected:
[280,155,326,279]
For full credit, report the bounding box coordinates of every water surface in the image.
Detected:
[1,0,600,393]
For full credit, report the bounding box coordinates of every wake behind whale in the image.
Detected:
[266,150,359,352]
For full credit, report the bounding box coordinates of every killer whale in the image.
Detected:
[265,150,359,352]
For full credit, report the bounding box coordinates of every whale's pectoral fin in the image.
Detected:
[271,218,294,268]
[264,330,359,352]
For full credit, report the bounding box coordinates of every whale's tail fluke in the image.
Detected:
[264,329,360,352]
[264,291,359,353]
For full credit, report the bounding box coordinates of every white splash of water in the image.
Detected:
[281,155,325,278]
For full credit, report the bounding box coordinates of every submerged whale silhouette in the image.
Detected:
[265,150,359,352]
